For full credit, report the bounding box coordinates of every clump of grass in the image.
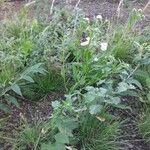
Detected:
[138,107,150,142]
[109,9,144,62]
[77,113,121,150]
[22,69,64,101]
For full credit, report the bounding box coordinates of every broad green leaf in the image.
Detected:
[84,93,95,102]
[22,75,34,83]
[104,97,120,105]
[52,101,60,109]
[147,92,150,102]
[139,58,150,65]
[53,143,66,150]
[0,103,11,113]
[119,90,139,97]
[5,95,20,108]
[54,133,69,144]
[64,119,78,131]
[117,82,134,93]
[117,82,128,93]
[41,142,54,150]
[146,78,150,89]
[127,79,142,90]
[11,84,22,96]
[41,142,66,150]
[56,121,71,136]
[89,104,102,115]
[111,104,132,111]
[111,97,121,105]
[135,69,149,78]
[98,88,107,97]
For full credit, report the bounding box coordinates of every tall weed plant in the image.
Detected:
[0,2,149,150]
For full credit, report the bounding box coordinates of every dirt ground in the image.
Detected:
[0,0,149,20]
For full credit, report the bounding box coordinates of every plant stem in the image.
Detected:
[0,136,16,141]
[126,64,140,80]
[34,132,42,150]
[74,0,81,10]
[50,0,55,15]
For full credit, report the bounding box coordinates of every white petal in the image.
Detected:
[81,37,90,46]
[96,15,103,20]
[83,17,90,23]
[41,128,46,134]
[93,57,98,62]
[100,42,108,51]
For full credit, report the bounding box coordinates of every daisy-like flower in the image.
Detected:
[41,128,47,134]
[100,42,108,51]
[81,37,90,46]
[96,15,103,20]
[93,57,98,62]
[83,17,90,23]
[25,1,36,7]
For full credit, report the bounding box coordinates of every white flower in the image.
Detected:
[81,37,90,46]
[96,15,103,20]
[100,42,108,51]
[93,57,98,62]
[41,128,47,134]
[138,9,142,12]
[25,1,36,7]
[83,17,90,23]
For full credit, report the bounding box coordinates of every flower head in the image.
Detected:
[81,37,90,46]
[41,128,47,134]
[83,17,90,23]
[93,57,98,62]
[96,15,103,20]
[100,42,108,51]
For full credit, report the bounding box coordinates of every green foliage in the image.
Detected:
[1,4,150,150]
[110,9,144,62]
[22,69,64,101]
[138,107,150,142]
[0,63,47,112]
[78,113,121,150]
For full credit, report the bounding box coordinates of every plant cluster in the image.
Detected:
[0,2,150,150]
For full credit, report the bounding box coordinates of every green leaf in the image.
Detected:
[89,105,102,115]
[127,79,142,90]
[111,104,132,111]
[64,119,78,131]
[111,97,121,105]
[54,133,69,144]
[117,82,134,93]
[84,93,95,102]
[146,78,150,89]
[52,101,60,109]
[0,103,11,113]
[135,69,149,78]
[119,90,139,97]
[98,88,107,97]
[11,84,22,96]
[5,95,20,108]
[147,92,150,102]
[41,142,53,150]
[55,118,78,137]
[22,75,34,83]
[41,142,66,150]
[117,82,128,93]
[139,58,150,65]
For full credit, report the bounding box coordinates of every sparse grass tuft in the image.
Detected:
[77,113,121,150]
